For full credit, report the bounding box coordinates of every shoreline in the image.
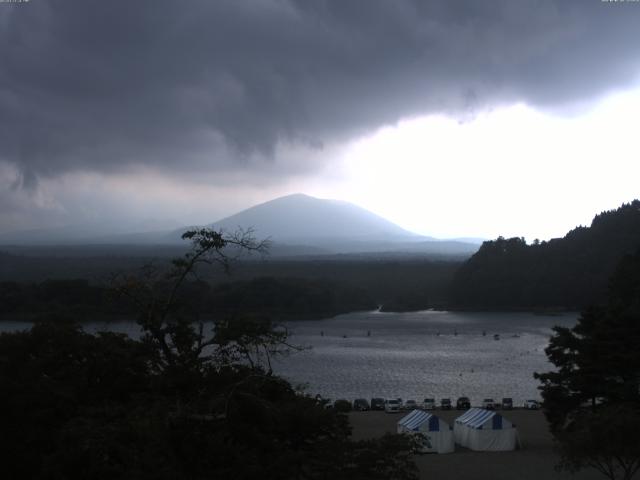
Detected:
[0,305,579,323]
[349,410,601,480]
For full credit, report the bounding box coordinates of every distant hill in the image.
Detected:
[451,200,640,310]
[0,193,479,258]
[209,193,423,242]
[169,193,479,258]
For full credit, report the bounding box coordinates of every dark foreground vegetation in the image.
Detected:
[0,229,418,480]
[0,321,418,480]
[452,201,640,310]
[536,249,640,480]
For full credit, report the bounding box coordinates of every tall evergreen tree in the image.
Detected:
[536,250,640,480]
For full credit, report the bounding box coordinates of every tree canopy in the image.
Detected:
[535,249,640,480]
[452,201,640,310]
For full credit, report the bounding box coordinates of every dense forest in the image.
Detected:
[451,201,640,310]
[0,276,377,321]
[0,256,460,318]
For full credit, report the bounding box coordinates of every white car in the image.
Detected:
[422,398,436,410]
[384,399,401,413]
[523,399,540,410]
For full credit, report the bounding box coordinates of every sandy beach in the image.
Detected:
[349,409,602,480]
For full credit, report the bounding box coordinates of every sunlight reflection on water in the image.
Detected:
[273,310,577,404]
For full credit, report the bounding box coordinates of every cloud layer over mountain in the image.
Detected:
[3,0,639,186]
[2,1,639,237]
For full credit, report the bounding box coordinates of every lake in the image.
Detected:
[0,310,577,406]
[273,310,577,405]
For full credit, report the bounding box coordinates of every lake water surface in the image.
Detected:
[273,310,577,405]
[1,310,576,406]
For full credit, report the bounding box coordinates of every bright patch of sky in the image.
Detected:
[305,88,640,241]
[2,91,638,242]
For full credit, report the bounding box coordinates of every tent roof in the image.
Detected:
[455,408,507,429]
[398,409,442,431]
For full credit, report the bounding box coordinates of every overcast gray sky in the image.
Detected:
[1,0,639,239]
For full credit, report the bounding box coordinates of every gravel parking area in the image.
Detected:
[349,410,602,480]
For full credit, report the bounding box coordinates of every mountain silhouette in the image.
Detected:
[207,193,425,243]
[0,193,480,258]
[177,193,479,257]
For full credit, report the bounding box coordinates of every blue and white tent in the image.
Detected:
[397,409,454,453]
[454,408,520,451]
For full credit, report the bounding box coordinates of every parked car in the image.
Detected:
[371,397,386,411]
[353,398,370,411]
[422,398,436,410]
[502,397,513,410]
[333,399,352,413]
[440,398,452,410]
[384,398,402,413]
[456,396,471,410]
[482,398,496,410]
[523,399,540,410]
[404,399,418,410]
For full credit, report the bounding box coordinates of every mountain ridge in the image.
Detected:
[192,193,477,257]
[0,193,480,258]
[204,193,428,242]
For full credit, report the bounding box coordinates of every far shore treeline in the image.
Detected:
[0,277,377,322]
[0,258,460,317]
[1,200,639,318]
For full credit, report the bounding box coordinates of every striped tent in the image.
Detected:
[454,408,520,451]
[397,409,454,453]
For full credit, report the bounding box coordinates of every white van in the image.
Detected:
[385,398,401,413]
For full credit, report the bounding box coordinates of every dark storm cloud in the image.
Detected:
[1,0,639,184]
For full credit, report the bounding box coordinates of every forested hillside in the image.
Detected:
[0,277,376,321]
[451,201,640,310]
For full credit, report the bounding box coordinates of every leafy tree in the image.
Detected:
[0,321,154,479]
[535,250,640,480]
[111,228,271,375]
[554,405,640,480]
